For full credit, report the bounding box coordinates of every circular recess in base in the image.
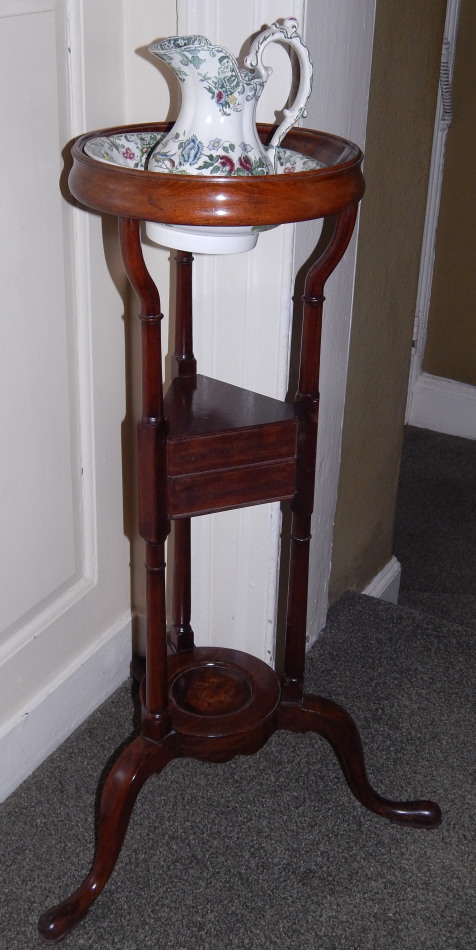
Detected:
[172,664,253,716]
[167,647,281,759]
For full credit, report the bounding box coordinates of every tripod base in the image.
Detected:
[43,128,442,943]
[38,647,441,942]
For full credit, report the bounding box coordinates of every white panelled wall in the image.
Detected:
[127,0,377,658]
[174,0,308,663]
[0,0,132,802]
[0,0,376,801]
[296,0,376,642]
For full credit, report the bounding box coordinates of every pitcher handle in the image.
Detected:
[244,17,313,170]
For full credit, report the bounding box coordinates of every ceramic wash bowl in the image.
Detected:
[71,123,364,256]
[84,129,325,253]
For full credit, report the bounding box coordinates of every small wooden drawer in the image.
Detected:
[164,374,298,516]
[168,458,297,518]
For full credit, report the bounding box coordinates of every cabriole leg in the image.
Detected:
[280,207,440,829]
[38,734,177,942]
[279,697,441,828]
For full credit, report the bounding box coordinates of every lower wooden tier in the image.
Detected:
[144,646,281,761]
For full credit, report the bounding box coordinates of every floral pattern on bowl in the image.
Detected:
[149,133,269,175]
[84,131,325,175]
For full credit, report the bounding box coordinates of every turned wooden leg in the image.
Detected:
[38,733,176,942]
[169,516,195,653]
[279,696,441,828]
[282,511,314,702]
[168,250,196,654]
[283,210,358,703]
[119,217,170,739]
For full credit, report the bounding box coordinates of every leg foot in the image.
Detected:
[38,733,176,942]
[279,694,441,828]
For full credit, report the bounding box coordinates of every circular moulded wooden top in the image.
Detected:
[69,122,365,226]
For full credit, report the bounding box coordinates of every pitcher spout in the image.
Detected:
[149,34,265,112]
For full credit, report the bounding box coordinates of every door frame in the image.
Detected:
[405,0,470,434]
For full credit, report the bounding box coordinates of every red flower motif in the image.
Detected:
[216,90,225,104]
[283,166,296,174]
[122,147,136,161]
[219,154,235,173]
[238,155,252,172]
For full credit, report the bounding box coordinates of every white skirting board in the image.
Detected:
[0,614,132,804]
[407,373,476,441]
[362,556,401,605]
[0,551,403,805]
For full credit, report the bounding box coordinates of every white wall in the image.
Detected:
[126,0,376,660]
[126,0,309,665]
[0,0,132,802]
[298,0,376,644]
[0,0,376,800]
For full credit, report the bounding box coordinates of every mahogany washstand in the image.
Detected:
[39,123,441,942]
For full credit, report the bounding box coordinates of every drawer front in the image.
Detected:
[167,420,297,477]
[168,459,296,518]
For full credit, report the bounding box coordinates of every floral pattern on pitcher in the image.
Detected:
[155,40,264,117]
[200,55,264,116]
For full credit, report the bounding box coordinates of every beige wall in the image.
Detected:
[329,0,447,601]
[423,0,476,386]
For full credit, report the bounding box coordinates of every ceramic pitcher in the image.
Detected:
[147,17,313,176]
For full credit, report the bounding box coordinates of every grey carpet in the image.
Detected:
[394,425,476,629]
[1,591,474,949]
